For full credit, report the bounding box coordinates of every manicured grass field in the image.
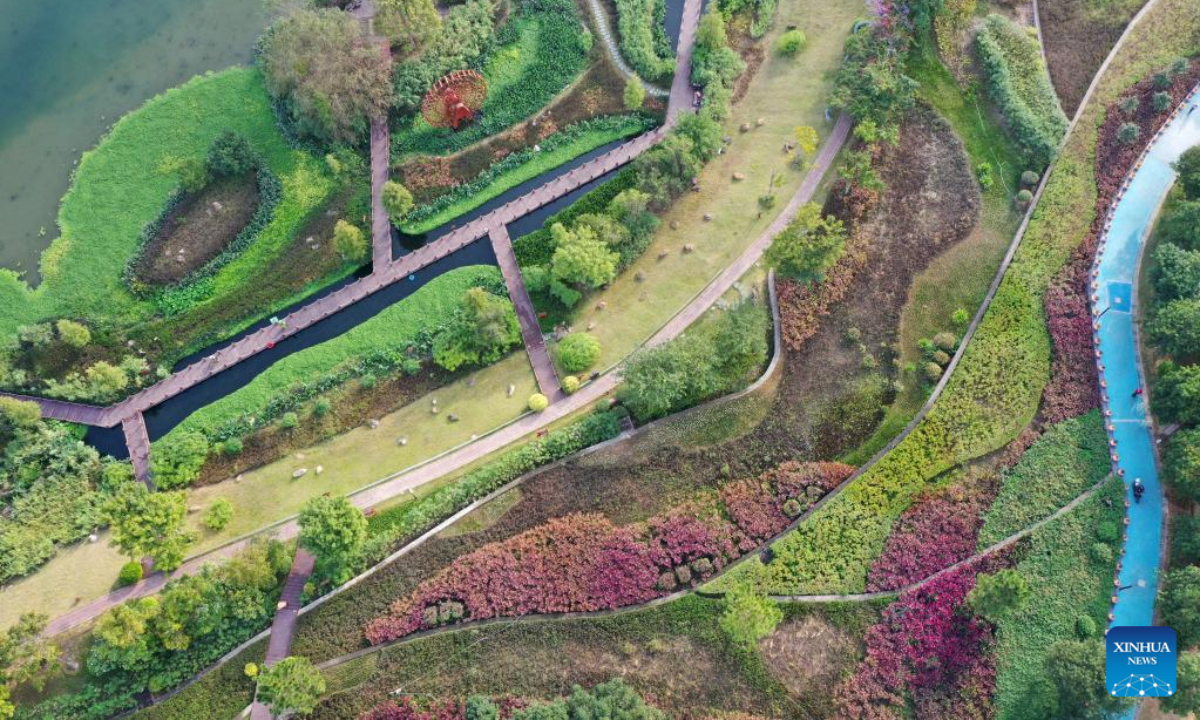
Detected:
[0,67,339,347]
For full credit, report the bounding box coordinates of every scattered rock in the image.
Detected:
[732,172,746,182]
[596,300,607,310]
[235,474,244,483]
[670,220,679,230]
[739,122,751,133]
[586,321,596,331]
[398,437,408,446]
[723,135,733,144]
[702,212,713,221]
[127,339,136,348]
[368,419,380,428]
[657,250,669,260]
[293,468,308,479]
[188,505,201,514]
[212,200,224,211]
[431,406,440,415]
[683,243,696,253]
[756,117,765,127]
[507,384,516,397]
[635,271,646,282]
[448,413,459,423]
[88,534,99,544]
[431,398,438,405]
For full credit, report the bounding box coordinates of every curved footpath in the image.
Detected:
[1093,89,1200,633]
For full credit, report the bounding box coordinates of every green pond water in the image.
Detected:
[0,0,268,282]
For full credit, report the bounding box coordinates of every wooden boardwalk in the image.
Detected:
[488,225,562,401]
[121,413,154,487]
[248,548,316,720]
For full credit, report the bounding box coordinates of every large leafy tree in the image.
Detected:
[1153,242,1200,300]
[1156,362,1200,425]
[1044,639,1131,719]
[0,613,62,694]
[298,495,368,582]
[550,223,619,289]
[765,202,847,283]
[1161,566,1200,648]
[259,9,392,143]
[432,288,521,371]
[1164,428,1200,502]
[257,656,326,717]
[1149,298,1200,356]
[102,484,194,571]
[1163,651,1200,717]
[1175,145,1200,199]
[830,27,917,126]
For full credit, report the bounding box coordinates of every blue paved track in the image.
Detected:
[1092,86,1200,717]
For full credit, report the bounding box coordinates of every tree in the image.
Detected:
[1157,362,1200,425]
[85,361,129,400]
[966,569,1031,622]
[765,202,847,283]
[334,220,369,262]
[790,125,819,168]
[1149,298,1200,356]
[1161,565,1200,647]
[0,397,40,441]
[1153,242,1200,300]
[259,9,393,143]
[1177,145,1200,199]
[93,597,159,671]
[381,181,414,224]
[1044,639,1130,719]
[776,29,807,56]
[551,223,618,289]
[103,484,194,571]
[432,287,521,371]
[203,498,234,531]
[376,0,441,54]
[608,189,659,246]
[206,131,258,177]
[256,657,326,717]
[1164,428,1200,502]
[298,495,368,582]
[830,28,917,125]
[0,613,62,692]
[623,76,645,110]
[151,429,210,489]
[1160,200,1200,251]
[556,333,602,373]
[632,134,704,209]
[55,319,91,349]
[719,581,783,649]
[1163,651,1200,716]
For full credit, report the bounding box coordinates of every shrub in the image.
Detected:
[765,202,847,283]
[528,393,549,412]
[932,331,958,351]
[381,181,414,224]
[1153,90,1174,112]
[279,412,299,430]
[1119,95,1140,114]
[1117,121,1142,144]
[360,372,378,390]
[205,131,258,177]
[719,581,783,648]
[923,362,944,383]
[977,161,995,190]
[117,562,144,587]
[55,319,91,349]
[333,220,368,262]
[562,375,580,394]
[830,25,917,126]
[313,398,332,417]
[623,77,646,111]
[976,14,1068,168]
[1015,188,1034,206]
[967,569,1031,622]
[203,498,234,531]
[556,333,602,372]
[1021,170,1040,186]
[222,437,244,456]
[776,29,807,56]
[151,430,210,489]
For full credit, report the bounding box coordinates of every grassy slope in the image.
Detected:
[992,477,1125,719]
[0,68,337,337]
[749,0,1200,595]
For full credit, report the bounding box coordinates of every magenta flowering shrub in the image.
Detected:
[361,698,466,720]
[365,463,854,645]
[1042,267,1099,424]
[866,484,991,592]
[835,563,1003,720]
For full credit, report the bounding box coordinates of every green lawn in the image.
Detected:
[0,67,339,346]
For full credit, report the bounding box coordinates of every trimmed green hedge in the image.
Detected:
[976,14,1069,169]
[978,411,1111,546]
[0,67,338,343]
[401,114,655,233]
[157,265,505,446]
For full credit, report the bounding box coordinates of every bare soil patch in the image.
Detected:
[132,173,260,285]
[759,616,857,698]
[1037,0,1149,115]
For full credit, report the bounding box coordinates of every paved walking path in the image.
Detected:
[121,413,154,487]
[247,548,316,720]
[488,225,562,401]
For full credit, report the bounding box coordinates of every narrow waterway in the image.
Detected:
[0,0,267,281]
[1093,87,1200,697]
